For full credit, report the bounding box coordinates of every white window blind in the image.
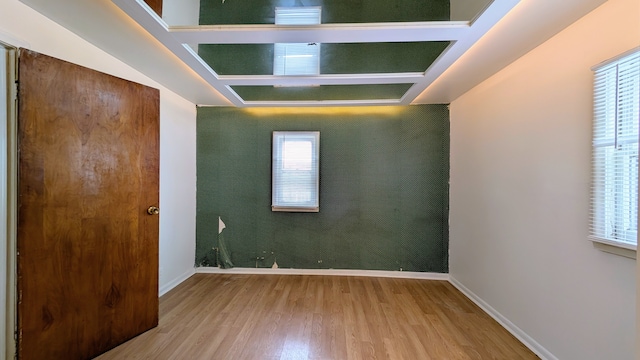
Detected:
[274,7,321,77]
[272,131,320,212]
[590,48,640,249]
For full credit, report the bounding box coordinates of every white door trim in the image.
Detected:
[1,39,18,360]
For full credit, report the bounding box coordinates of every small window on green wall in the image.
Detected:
[272,131,320,212]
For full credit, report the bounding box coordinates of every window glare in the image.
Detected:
[283,141,312,170]
[590,48,639,248]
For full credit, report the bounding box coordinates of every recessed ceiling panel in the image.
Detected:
[198,0,451,25]
[198,42,450,76]
[113,0,520,106]
[231,84,413,102]
[161,0,495,26]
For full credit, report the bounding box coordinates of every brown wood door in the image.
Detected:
[16,49,160,360]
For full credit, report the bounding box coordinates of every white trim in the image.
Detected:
[449,276,558,360]
[592,241,637,259]
[159,268,196,297]
[589,235,637,252]
[195,267,450,280]
[3,45,17,360]
[240,99,403,108]
[0,30,30,49]
[111,0,520,107]
[169,22,470,45]
[0,45,9,360]
[402,0,519,103]
[111,0,242,106]
[218,73,425,86]
[591,46,640,71]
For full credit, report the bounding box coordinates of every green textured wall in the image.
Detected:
[196,105,449,272]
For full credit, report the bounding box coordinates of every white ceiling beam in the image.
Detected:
[218,73,425,86]
[112,0,244,106]
[404,0,520,104]
[169,23,470,44]
[112,0,520,107]
[240,99,403,108]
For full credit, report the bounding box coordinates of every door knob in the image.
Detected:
[147,206,159,215]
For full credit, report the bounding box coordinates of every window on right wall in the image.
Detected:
[590,48,640,256]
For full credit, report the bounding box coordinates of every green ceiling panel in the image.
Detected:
[199,0,449,25]
[199,42,450,76]
[198,44,275,76]
[231,84,413,102]
[322,42,450,74]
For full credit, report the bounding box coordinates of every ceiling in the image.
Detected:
[20,0,608,107]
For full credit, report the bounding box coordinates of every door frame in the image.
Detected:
[1,39,18,360]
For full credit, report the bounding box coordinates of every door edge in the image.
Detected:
[1,40,18,360]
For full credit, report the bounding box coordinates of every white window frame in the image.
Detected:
[272,131,320,212]
[589,47,640,258]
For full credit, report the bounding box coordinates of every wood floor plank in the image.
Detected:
[96,274,539,360]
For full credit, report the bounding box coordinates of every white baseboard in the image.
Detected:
[449,276,557,360]
[159,268,196,297]
[195,266,450,281]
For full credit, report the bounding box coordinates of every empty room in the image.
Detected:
[0,0,638,359]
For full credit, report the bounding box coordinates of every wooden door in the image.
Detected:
[16,49,160,359]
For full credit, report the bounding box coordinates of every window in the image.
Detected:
[272,131,320,212]
[273,7,321,77]
[590,48,640,252]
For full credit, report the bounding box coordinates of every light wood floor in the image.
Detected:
[96,274,538,360]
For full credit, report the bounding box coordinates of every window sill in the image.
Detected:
[589,236,637,259]
[272,206,319,213]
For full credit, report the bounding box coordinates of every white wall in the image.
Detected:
[0,0,196,294]
[449,0,639,359]
[158,95,197,295]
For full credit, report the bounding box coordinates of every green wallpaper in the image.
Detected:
[196,105,449,272]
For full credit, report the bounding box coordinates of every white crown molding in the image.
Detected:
[218,73,425,86]
[169,22,471,45]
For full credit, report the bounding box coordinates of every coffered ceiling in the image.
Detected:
[19,0,608,107]
[112,0,518,107]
